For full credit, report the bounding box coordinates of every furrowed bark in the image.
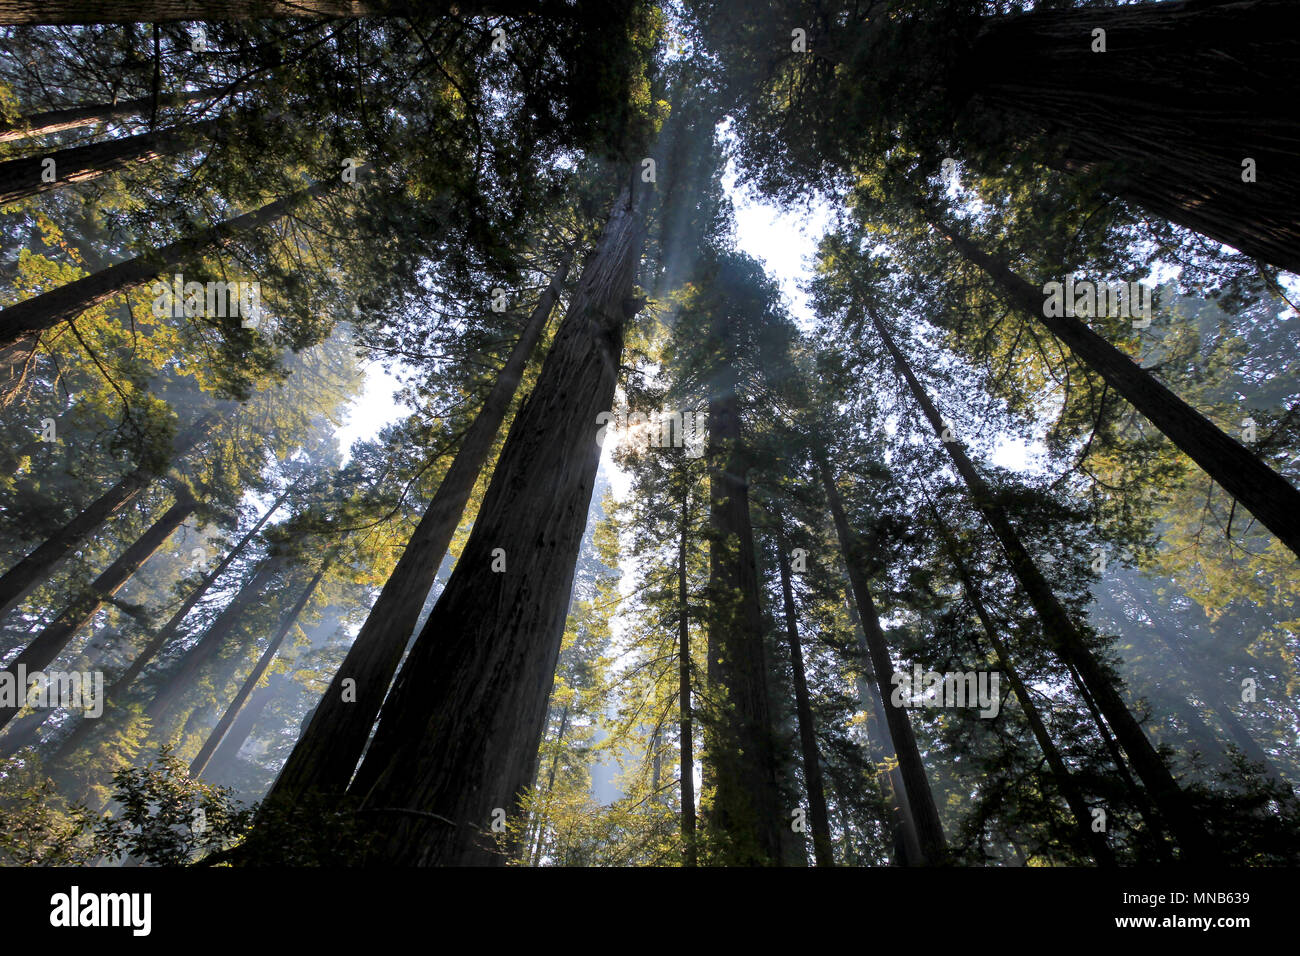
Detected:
[266,251,571,804]
[0,1,539,24]
[344,179,648,866]
[0,88,226,144]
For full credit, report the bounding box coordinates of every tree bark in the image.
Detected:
[189,564,327,777]
[0,495,195,734]
[818,457,948,864]
[0,0,535,24]
[343,178,648,866]
[700,353,784,866]
[0,118,220,205]
[0,88,228,144]
[42,488,286,764]
[868,305,1220,862]
[676,479,696,867]
[930,215,1300,560]
[0,176,343,352]
[0,416,215,622]
[774,524,834,866]
[266,252,571,804]
[927,505,1115,866]
[143,552,286,729]
[958,0,1300,275]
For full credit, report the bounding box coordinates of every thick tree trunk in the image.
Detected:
[266,253,571,804]
[0,496,195,734]
[0,118,220,205]
[677,481,697,867]
[0,176,342,352]
[959,0,1300,275]
[190,564,327,777]
[931,216,1300,559]
[774,525,834,867]
[818,458,948,863]
[0,0,532,24]
[343,179,648,866]
[927,506,1115,866]
[0,416,215,622]
[0,88,226,144]
[869,306,1219,862]
[701,386,784,866]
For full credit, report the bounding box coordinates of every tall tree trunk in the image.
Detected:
[818,457,948,863]
[701,382,783,866]
[342,178,648,866]
[0,495,195,734]
[844,593,921,866]
[189,564,327,777]
[0,118,220,205]
[143,553,286,729]
[957,0,1300,274]
[0,87,227,144]
[0,0,532,24]
[868,306,1219,862]
[774,524,834,867]
[927,505,1115,866]
[929,214,1300,560]
[41,489,284,765]
[266,252,571,804]
[1144,628,1295,795]
[204,672,286,779]
[0,175,345,352]
[676,479,696,867]
[0,415,215,622]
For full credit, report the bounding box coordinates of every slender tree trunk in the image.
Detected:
[41,490,283,764]
[927,506,1115,866]
[342,178,649,866]
[841,594,921,866]
[0,0,533,24]
[143,553,286,729]
[957,0,1300,274]
[0,176,345,352]
[0,118,220,206]
[818,457,948,863]
[676,480,696,867]
[774,525,834,866]
[1145,628,1295,794]
[869,306,1218,861]
[0,88,227,144]
[190,564,327,777]
[929,215,1300,559]
[0,495,195,734]
[0,416,215,622]
[267,252,571,804]
[204,672,284,778]
[701,385,784,865]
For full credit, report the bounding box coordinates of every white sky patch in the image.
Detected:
[335,359,411,462]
